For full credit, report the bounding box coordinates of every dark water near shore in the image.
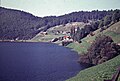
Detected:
[0,42,90,81]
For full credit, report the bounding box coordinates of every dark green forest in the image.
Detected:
[0,7,118,40]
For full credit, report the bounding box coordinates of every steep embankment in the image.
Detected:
[66,55,120,81]
[66,21,120,81]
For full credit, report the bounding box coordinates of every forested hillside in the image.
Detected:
[0,7,42,40]
[0,7,115,40]
[70,9,120,42]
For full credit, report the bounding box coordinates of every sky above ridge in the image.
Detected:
[1,0,120,17]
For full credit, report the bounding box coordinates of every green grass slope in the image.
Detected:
[102,21,120,43]
[66,55,120,81]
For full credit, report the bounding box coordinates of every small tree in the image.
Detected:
[98,20,104,28]
[103,15,112,26]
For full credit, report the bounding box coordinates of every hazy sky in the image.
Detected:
[1,0,120,17]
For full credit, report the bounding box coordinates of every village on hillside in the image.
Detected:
[31,22,91,46]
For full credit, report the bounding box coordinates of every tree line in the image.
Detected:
[0,7,119,40]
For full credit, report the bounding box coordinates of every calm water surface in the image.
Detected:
[0,42,90,81]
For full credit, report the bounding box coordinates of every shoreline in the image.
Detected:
[0,39,80,55]
[0,39,95,81]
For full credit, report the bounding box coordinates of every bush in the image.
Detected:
[78,35,120,65]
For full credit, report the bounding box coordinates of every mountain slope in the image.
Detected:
[0,7,114,40]
[0,7,43,40]
[67,21,120,54]
[31,22,86,42]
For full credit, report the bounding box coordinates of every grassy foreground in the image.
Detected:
[66,55,120,81]
[66,22,120,81]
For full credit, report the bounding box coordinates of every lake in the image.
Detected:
[0,42,90,81]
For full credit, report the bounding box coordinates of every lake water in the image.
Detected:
[0,42,90,81]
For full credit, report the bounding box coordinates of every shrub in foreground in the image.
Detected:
[78,35,120,65]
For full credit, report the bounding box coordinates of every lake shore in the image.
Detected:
[1,42,89,81]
